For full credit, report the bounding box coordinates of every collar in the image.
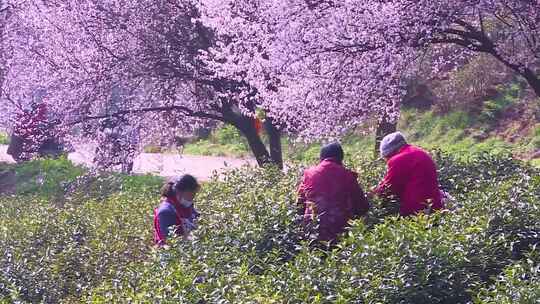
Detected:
[321,157,342,165]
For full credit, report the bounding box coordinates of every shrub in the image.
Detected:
[1,152,539,303]
[9,102,63,161]
[63,172,162,203]
[479,83,521,125]
[526,124,540,151]
[0,193,153,303]
[13,157,85,200]
[476,261,540,304]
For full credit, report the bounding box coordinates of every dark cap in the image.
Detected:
[320,142,344,163]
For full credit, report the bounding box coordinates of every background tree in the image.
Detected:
[0,0,22,128]
[3,0,285,168]
[383,0,540,97]
[7,100,63,162]
[200,0,411,153]
[201,0,540,152]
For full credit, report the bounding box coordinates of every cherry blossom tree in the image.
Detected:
[5,0,539,167]
[199,0,411,153]
[2,0,284,168]
[200,0,540,149]
[384,0,540,97]
[0,0,22,127]
[0,0,7,98]
[7,100,64,162]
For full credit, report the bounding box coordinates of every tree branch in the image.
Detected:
[66,105,225,126]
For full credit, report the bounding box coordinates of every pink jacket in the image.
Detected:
[298,158,369,241]
[375,145,443,216]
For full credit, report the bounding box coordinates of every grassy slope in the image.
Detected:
[178,81,539,166]
[182,125,251,158]
[178,102,539,167]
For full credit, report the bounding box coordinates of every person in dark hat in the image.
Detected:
[297,143,369,242]
[371,132,443,216]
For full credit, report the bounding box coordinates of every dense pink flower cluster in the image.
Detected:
[200,0,540,136]
[2,0,243,167]
[1,0,539,166]
[10,101,62,161]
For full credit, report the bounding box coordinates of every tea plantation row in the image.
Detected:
[0,152,539,303]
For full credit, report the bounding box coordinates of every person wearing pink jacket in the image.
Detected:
[371,132,443,216]
[297,143,370,242]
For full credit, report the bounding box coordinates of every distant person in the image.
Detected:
[154,175,200,246]
[297,143,370,242]
[371,132,443,216]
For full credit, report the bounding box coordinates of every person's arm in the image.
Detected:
[158,208,180,240]
[373,158,405,197]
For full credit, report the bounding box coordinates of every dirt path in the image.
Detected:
[0,145,255,181]
[0,146,13,164]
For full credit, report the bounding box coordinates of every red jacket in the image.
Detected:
[298,158,369,241]
[375,145,443,216]
[153,197,195,246]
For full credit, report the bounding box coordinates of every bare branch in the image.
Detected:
[66,105,225,126]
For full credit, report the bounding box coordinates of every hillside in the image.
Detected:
[177,107,540,167]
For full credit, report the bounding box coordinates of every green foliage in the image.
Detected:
[63,172,163,203]
[213,124,247,146]
[0,132,9,145]
[479,83,521,124]
[287,107,514,164]
[525,124,540,151]
[184,125,251,157]
[13,157,85,199]
[476,261,540,304]
[285,140,322,163]
[1,151,539,303]
[120,174,163,194]
[401,110,473,140]
[397,109,517,159]
[0,193,153,303]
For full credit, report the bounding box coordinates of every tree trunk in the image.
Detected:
[374,117,397,158]
[520,69,540,98]
[222,105,283,168]
[6,134,23,162]
[264,117,283,169]
[233,116,272,167]
[0,0,5,95]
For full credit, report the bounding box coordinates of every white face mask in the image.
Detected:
[180,198,193,208]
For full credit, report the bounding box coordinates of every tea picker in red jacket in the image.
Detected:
[154,175,201,246]
[297,143,370,242]
[371,132,443,216]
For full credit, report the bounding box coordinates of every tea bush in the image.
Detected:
[1,152,539,303]
[476,260,540,303]
[13,157,85,199]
